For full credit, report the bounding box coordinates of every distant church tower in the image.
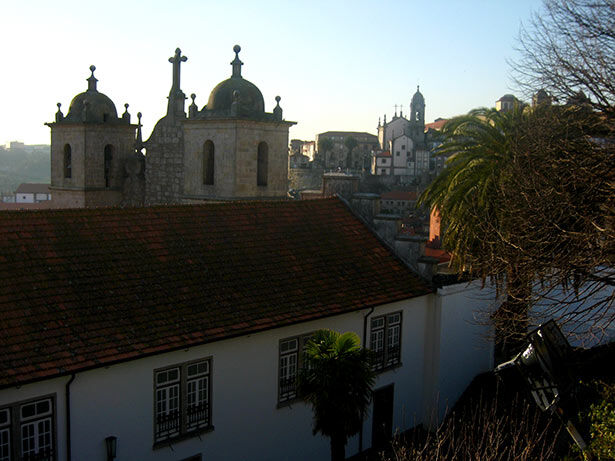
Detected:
[47,66,137,208]
[409,85,425,139]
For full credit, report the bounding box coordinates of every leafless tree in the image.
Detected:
[382,387,563,461]
[513,0,615,115]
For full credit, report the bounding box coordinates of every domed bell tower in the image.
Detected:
[46,66,137,208]
[181,45,296,201]
[409,85,425,140]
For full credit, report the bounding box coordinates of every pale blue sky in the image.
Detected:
[1,0,541,145]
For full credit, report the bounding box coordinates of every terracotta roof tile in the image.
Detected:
[0,198,431,388]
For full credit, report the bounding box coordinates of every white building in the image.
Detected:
[372,151,392,175]
[14,183,52,203]
[0,198,493,461]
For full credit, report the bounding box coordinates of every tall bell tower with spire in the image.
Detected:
[409,85,425,139]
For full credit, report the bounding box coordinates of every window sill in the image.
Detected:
[153,425,215,450]
[374,361,402,375]
[277,397,303,409]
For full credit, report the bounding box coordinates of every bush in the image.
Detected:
[583,381,615,460]
[381,375,566,461]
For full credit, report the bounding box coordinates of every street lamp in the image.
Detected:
[105,436,117,461]
[495,320,587,451]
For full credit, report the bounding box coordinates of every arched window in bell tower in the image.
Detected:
[63,144,72,179]
[203,140,215,185]
[257,142,268,187]
[104,145,114,188]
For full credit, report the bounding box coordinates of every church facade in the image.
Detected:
[47,46,294,208]
[374,87,432,177]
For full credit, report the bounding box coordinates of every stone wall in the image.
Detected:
[50,124,136,207]
[182,119,290,201]
[322,173,360,199]
[144,116,185,205]
[288,167,323,191]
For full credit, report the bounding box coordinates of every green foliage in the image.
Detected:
[417,104,526,278]
[318,137,334,153]
[417,103,614,349]
[585,382,615,460]
[298,329,375,461]
[318,138,335,168]
[344,137,359,169]
[344,136,358,152]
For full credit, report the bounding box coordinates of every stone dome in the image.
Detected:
[65,66,119,123]
[207,76,265,114]
[205,45,265,116]
[411,86,424,105]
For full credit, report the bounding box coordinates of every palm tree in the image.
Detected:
[344,136,358,169]
[318,138,334,169]
[298,329,375,461]
[418,104,532,357]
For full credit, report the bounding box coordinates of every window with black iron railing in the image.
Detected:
[154,359,211,445]
[1,396,57,461]
[370,312,402,372]
[278,334,313,405]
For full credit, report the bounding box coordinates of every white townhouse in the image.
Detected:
[14,183,52,203]
[0,198,493,461]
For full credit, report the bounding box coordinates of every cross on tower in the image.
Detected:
[169,48,188,91]
[394,104,398,114]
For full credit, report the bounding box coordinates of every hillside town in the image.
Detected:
[1,1,614,461]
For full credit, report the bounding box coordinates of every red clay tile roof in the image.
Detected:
[425,247,451,264]
[15,183,51,194]
[424,119,448,131]
[0,202,56,211]
[0,198,431,388]
[376,151,391,157]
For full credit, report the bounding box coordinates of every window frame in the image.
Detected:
[277,333,313,407]
[369,311,402,372]
[257,141,268,187]
[63,144,72,179]
[0,394,57,461]
[153,357,213,448]
[103,144,114,188]
[202,140,215,186]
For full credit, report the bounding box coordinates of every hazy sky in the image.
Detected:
[1,0,540,145]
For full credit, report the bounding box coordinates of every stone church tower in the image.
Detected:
[144,45,295,204]
[408,86,425,140]
[47,66,138,208]
[48,45,295,208]
[183,45,295,201]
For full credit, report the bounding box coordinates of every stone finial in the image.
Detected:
[87,65,98,91]
[400,106,403,117]
[189,93,198,118]
[231,44,243,78]
[273,95,282,121]
[135,112,143,153]
[384,114,387,124]
[230,90,240,116]
[122,103,131,122]
[55,102,64,122]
